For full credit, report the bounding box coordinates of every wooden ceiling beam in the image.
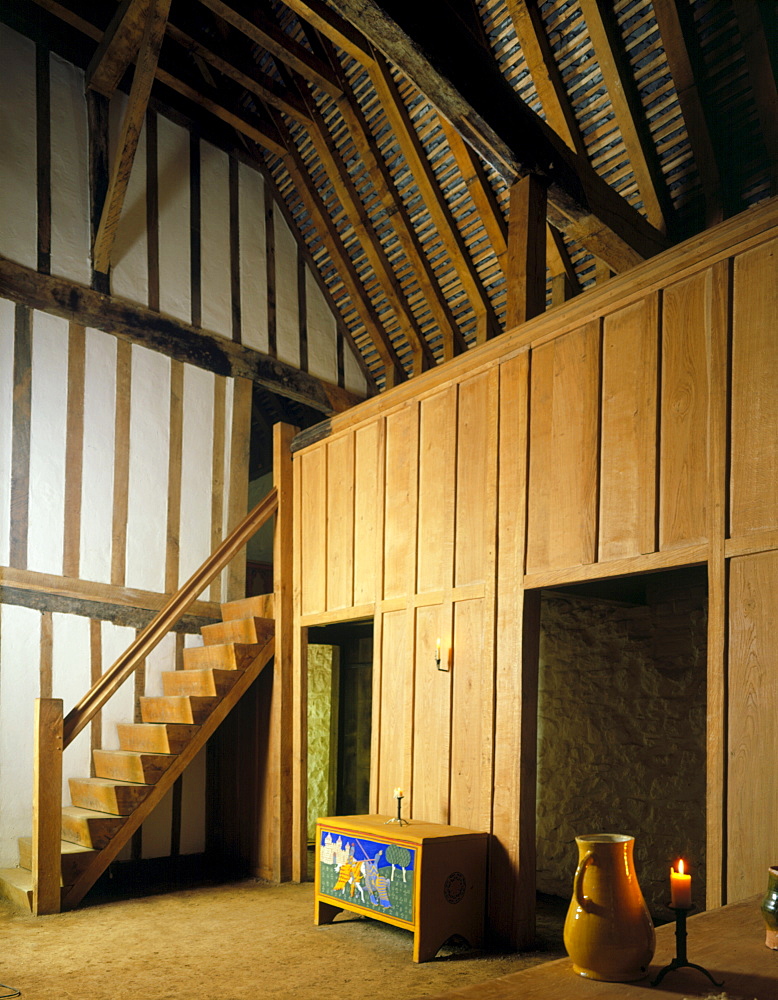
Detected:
[506,174,547,328]
[86,0,151,97]
[165,22,314,126]
[92,0,172,274]
[270,113,406,387]
[197,0,342,99]
[504,0,586,157]
[317,38,467,360]
[547,224,581,295]
[580,0,672,233]
[320,0,668,272]
[734,2,778,196]
[651,0,723,225]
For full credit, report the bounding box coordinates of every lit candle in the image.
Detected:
[393,787,404,799]
[670,859,692,908]
[436,637,441,660]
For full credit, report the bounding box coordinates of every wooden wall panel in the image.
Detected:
[660,270,714,550]
[450,598,492,832]
[599,296,658,561]
[455,370,498,588]
[728,552,778,901]
[326,433,355,611]
[731,237,778,537]
[300,447,327,616]
[526,322,600,572]
[353,422,381,606]
[417,388,456,594]
[377,609,412,815]
[383,406,418,600]
[412,603,450,825]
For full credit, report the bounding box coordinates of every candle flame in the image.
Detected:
[677,858,685,875]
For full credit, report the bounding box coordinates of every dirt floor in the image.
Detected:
[0,880,567,1000]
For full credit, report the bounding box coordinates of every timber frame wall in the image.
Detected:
[291,196,778,948]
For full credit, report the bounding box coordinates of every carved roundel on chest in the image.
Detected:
[443,870,467,904]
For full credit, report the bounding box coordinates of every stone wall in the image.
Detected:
[536,571,707,916]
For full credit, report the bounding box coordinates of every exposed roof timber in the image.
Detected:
[651,0,722,225]
[506,174,547,328]
[165,22,314,126]
[547,224,580,295]
[290,0,668,272]
[86,0,150,97]
[580,0,672,233]
[734,2,778,196]
[319,40,467,361]
[198,0,342,99]
[92,0,172,274]
[270,109,407,387]
[504,0,586,158]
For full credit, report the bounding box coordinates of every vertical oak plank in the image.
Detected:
[383,405,418,600]
[728,553,778,901]
[705,258,729,908]
[300,447,327,617]
[599,295,659,560]
[494,351,533,948]
[110,337,132,586]
[416,387,457,594]
[660,270,713,550]
[353,421,380,606]
[730,237,778,536]
[506,173,547,328]
[412,602,450,825]
[32,697,63,915]
[527,323,600,572]
[377,609,412,815]
[326,433,355,611]
[10,304,32,569]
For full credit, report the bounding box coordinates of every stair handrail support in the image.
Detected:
[61,486,279,749]
[32,697,63,915]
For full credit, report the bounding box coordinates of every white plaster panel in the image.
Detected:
[98,621,136,751]
[179,364,214,587]
[274,211,300,368]
[0,298,15,566]
[141,783,172,858]
[238,162,268,352]
[143,630,176,698]
[49,54,90,286]
[125,344,169,593]
[110,92,148,306]
[305,268,337,384]
[184,632,203,648]
[0,604,40,866]
[200,141,231,338]
[179,746,206,855]
[80,328,117,584]
[344,338,367,396]
[52,612,92,802]
[157,115,191,324]
[0,25,37,270]
[27,311,68,575]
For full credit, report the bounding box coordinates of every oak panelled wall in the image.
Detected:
[293,198,778,946]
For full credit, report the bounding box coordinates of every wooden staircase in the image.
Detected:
[0,597,274,912]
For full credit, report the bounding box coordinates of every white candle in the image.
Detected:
[670,859,692,907]
[393,787,404,799]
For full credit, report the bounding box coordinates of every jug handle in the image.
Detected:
[574,851,594,911]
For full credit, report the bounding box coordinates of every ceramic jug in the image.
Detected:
[563,833,655,981]
[761,865,778,949]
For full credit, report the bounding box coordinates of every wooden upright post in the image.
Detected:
[32,697,63,915]
[506,173,548,329]
[272,422,296,882]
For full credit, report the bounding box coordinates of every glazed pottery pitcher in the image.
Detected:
[762,865,778,949]
[563,833,655,981]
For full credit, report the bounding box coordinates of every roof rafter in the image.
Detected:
[86,0,151,97]
[734,2,778,196]
[296,0,667,272]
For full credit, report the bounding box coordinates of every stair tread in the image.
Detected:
[220,595,273,620]
[63,805,125,819]
[71,776,151,789]
[18,836,96,856]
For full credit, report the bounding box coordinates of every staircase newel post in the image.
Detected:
[32,697,63,915]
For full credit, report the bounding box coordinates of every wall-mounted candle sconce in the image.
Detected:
[436,637,450,671]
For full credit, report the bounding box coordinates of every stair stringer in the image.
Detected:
[60,634,276,911]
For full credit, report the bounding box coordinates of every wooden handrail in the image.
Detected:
[63,487,279,747]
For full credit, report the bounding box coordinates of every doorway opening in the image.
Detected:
[532,565,708,945]
[306,620,374,876]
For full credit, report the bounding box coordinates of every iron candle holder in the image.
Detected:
[650,905,723,988]
[385,794,408,826]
